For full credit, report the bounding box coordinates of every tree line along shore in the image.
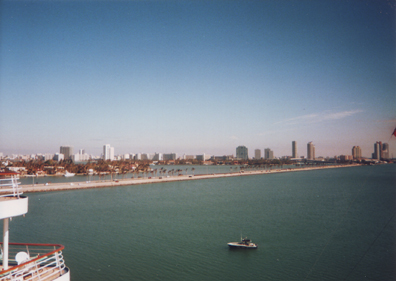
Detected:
[0,157,374,178]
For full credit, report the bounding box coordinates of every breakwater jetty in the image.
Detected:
[6,164,363,194]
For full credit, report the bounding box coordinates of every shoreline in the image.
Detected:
[6,164,364,194]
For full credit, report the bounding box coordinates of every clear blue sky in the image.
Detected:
[1,0,395,158]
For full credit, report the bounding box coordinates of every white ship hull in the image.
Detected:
[227,242,258,249]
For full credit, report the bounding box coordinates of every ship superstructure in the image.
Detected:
[0,172,70,280]
[228,236,258,249]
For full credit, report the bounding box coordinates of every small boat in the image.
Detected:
[228,236,258,249]
[64,171,75,177]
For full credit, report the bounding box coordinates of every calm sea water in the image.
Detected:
[10,164,396,280]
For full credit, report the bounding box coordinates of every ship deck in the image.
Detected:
[0,243,68,281]
[0,264,68,281]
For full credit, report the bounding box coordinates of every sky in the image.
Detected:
[0,0,395,158]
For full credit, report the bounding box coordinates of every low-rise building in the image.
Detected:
[196,154,206,161]
[53,153,64,161]
[339,155,353,162]
[164,153,177,161]
[8,167,26,173]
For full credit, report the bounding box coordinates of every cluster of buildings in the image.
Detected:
[0,144,208,163]
[372,141,390,160]
[0,146,95,163]
[235,141,391,162]
[252,148,274,160]
[0,141,392,164]
[237,141,302,161]
[102,144,192,161]
[236,141,309,161]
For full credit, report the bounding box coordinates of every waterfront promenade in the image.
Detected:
[4,164,363,194]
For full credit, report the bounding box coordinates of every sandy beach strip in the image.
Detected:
[4,164,362,194]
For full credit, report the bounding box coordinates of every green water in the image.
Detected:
[9,165,396,280]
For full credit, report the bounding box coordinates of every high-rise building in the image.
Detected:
[236,146,248,160]
[372,142,381,160]
[264,148,274,159]
[103,144,114,160]
[292,141,297,158]
[254,149,261,159]
[352,146,362,159]
[60,146,73,160]
[307,142,315,160]
[382,143,389,159]
[103,144,110,160]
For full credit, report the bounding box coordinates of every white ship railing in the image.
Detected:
[0,243,67,281]
[0,176,22,198]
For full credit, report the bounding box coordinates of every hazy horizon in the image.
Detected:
[1,0,395,158]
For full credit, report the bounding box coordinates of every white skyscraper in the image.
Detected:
[307,142,315,160]
[103,144,114,160]
[254,149,261,160]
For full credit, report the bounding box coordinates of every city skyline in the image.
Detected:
[2,140,392,161]
[1,1,395,158]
